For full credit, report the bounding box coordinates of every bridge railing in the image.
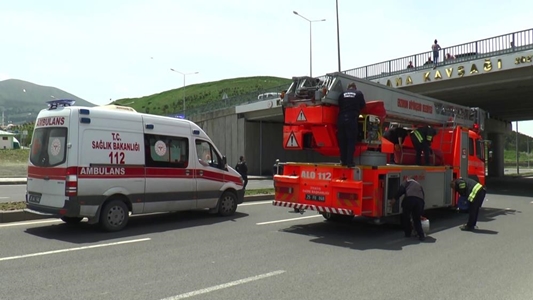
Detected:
[343,28,533,80]
[168,83,290,118]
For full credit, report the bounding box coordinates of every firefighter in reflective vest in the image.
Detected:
[410,125,437,165]
[451,177,486,231]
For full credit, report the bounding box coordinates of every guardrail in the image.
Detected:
[343,28,533,80]
[168,83,290,118]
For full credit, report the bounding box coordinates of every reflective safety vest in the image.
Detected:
[413,130,433,143]
[467,183,483,202]
[413,130,423,143]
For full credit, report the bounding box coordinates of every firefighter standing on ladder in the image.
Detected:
[410,125,437,165]
[451,177,486,231]
[337,82,366,167]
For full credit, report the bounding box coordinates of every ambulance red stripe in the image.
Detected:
[27,166,243,186]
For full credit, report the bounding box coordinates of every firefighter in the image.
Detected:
[390,176,426,241]
[450,177,486,231]
[337,82,366,167]
[410,125,437,165]
[383,126,409,163]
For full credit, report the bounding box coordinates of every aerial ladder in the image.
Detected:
[273,72,488,221]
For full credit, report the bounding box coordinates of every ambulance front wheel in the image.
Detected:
[217,191,237,217]
[100,199,129,232]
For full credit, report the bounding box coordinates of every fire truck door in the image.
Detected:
[384,173,401,216]
[460,131,469,179]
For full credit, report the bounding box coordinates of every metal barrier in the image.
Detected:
[167,83,290,118]
[343,28,533,80]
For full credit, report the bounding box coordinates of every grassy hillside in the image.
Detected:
[0,79,95,124]
[112,76,291,116]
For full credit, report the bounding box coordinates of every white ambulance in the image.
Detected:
[25,99,245,231]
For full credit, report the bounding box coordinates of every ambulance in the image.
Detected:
[25,99,244,231]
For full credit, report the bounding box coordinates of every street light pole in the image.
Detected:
[293,11,325,77]
[336,0,341,72]
[170,68,199,114]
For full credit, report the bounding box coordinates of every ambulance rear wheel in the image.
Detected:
[61,216,83,224]
[217,191,237,217]
[100,199,129,232]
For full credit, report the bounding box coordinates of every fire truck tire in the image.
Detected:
[60,216,83,224]
[217,191,237,217]
[99,199,129,232]
[322,212,352,222]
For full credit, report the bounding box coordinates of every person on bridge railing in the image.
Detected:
[432,39,442,69]
[337,82,366,168]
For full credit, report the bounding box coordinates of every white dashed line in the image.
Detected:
[160,270,286,299]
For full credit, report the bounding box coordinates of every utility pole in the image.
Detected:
[336,0,341,72]
[516,121,519,174]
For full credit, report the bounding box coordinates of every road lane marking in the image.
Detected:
[0,219,62,228]
[256,215,322,225]
[0,197,10,199]
[160,270,286,299]
[240,200,272,206]
[0,238,151,262]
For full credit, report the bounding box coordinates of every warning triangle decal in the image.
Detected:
[286,132,300,148]
[296,110,307,121]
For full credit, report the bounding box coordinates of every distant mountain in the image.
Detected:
[0,79,96,125]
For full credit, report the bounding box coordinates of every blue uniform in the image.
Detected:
[337,88,366,166]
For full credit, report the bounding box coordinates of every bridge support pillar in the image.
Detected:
[487,132,505,178]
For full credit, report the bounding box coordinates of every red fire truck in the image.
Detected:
[273,72,488,221]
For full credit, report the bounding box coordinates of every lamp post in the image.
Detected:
[293,11,325,77]
[170,68,199,114]
[336,0,341,72]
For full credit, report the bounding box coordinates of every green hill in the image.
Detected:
[112,76,292,116]
[0,79,95,124]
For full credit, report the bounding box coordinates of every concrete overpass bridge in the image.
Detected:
[189,28,533,177]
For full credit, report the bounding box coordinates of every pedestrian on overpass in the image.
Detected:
[450,177,486,231]
[390,176,426,241]
[410,125,437,165]
[432,39,442,69]
[337,82,366,167]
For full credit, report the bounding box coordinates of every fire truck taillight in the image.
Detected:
[65,167,78,197]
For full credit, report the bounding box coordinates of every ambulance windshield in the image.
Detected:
[30,127,68,167]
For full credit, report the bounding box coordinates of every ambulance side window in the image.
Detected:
[468,138,475,156]
[144,134,189,168]
[195,140,222,169]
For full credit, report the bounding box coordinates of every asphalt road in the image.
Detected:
[0,190,532,300]
[0,180,275,203]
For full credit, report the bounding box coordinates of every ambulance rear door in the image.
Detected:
[27,108,73,210]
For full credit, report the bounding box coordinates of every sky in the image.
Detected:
[1,0,532,134]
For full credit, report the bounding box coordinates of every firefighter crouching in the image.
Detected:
[410,125,437,165]
[390,176,426,241]
[451,177,486,231]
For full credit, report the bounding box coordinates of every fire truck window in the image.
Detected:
[145,134,189,168]
[476,139,484,160]
[468,138,475,156]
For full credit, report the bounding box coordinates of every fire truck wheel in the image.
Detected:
[322,212,352,222]
[217,191,237,217]
[60,216,83,225]
[100,199,129,232]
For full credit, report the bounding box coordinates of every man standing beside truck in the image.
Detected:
[337,82,366,167]
[390,176,426,241]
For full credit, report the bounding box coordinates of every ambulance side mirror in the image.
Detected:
[222,156,227,170]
